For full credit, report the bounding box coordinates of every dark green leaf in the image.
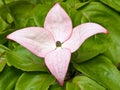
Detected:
[0,66,22,90]
[8,1,35,28]
[49,83,64,90]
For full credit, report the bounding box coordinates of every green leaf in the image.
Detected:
[49,83,64,90]
[72,34,110,63]
[0,16,8,32]
[15,72,55,90]
[33,4,52,27]
[0,66,22,90]
[66,76,106,90]
[100,0,120,12]
[6,46,47,71]
[0,58,6,72]
[66,82,79,90]
[0,44,10,72]
[0,1,3,7]
[6,13,14,23]
[0,44,10,52]
[8,1,35,28]
[74,55,120,90]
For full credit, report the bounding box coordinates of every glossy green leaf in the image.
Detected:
[15,72,55,90]
[66,76,106,90]
[74,55,120,90]
[6,46,47,71]
[0,66,22,90]
[100,0,120,12]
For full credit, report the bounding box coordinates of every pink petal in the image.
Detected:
[44,3,72,43]
[45,48,71,86]
[63,23,108,52]
[7,27,56,57]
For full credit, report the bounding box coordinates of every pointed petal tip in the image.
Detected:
[45,49,71,86]
[105,30,109,34]
[55,2,60,6]
[6,32,15,40]
[58,80,64,86]
[86,22,109,34]
[63,22,108,52]
[6,34,10,39]
[6,27,56,58]
[44,2,72,42]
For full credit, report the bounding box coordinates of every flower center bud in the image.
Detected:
[56,41,61,47]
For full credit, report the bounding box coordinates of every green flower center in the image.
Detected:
[56,41,61,47]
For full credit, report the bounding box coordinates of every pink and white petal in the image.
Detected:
[44,3,72,43]
[7,27,56,57]
[45,48,71,86]
[63,23,108,52]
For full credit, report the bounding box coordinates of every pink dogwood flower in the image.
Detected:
[7,3,108,86]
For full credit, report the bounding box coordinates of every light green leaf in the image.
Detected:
[0,58,6,72]
[66,82,79,90]
[6,46,47,71]
[0,1,3,7]
[6,13,14,23]
[66,76,106,90]
[74,55,120,90]
[33,4,51,27]
[0,16,8,32]
[15,72,55,90]
[0,44,10,72]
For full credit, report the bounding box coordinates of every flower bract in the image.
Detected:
[7,3,108,86]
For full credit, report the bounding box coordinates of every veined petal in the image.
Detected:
[45,48,71,86]
[63,23,108,52]
[7,27,56,57]
[44,3,72,43]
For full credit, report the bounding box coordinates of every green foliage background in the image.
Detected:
[0,0,120,90]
